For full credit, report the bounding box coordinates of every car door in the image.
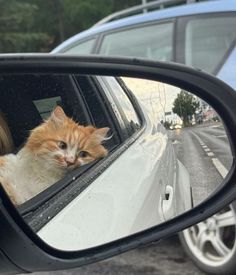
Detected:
[35,74,176,250]
[94,76,184,229]
[116,77,191,221]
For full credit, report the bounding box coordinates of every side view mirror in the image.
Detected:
[0,55,236,274]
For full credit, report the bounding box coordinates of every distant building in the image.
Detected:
[197,99,218,121]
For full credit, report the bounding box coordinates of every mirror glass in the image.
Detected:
[0,73,232,251]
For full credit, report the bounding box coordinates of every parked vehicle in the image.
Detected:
[53,0,236,90]
[52,1,236,273]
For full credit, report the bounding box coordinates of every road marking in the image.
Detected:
[192,132,228,178]
[211,125,223,129]
[212,158,229,178]
[216,134,227,138]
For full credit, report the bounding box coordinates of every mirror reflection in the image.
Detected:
[0,74,233,251]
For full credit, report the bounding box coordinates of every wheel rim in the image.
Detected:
[183,205,236,267]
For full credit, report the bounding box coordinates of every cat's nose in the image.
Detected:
[65,157,75,166]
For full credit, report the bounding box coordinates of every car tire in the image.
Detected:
[179,203,236,275]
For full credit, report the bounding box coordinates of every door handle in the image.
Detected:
[162,185,174,220]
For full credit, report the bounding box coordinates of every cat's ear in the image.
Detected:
[93,127,110,142]
[49,106,66,125]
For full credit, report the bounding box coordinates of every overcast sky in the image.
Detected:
[122,77,181,121]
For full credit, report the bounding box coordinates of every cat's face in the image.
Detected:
[26,106,109,170]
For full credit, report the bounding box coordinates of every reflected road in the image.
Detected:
[170,122,232,206]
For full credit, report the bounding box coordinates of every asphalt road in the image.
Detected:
[170,122,232,206]
[25,122,231,275]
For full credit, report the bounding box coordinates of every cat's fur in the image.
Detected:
[0,106,109,205]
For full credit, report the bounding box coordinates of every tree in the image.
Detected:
[172,90,199,127]
[0,0,141,52]
[59,0,140,45]
[0,0,147,53]
[0,0,50,52]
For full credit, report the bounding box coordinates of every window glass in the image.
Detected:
[0,74,112,207]
[0,75,78,147]
[99,22,173,61]
[103,77,141,136]
[185,16,236,73]
[74,75,120,150]
[64,38,95,54]
[33,96,62,119]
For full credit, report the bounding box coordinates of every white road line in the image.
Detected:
[192,131,228,178]
[216,135,227,138]
[211,125,223,129]
[212,158,229,178]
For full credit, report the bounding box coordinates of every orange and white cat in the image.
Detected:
[0,106,109,205]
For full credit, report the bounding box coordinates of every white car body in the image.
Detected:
[38,75,192,251]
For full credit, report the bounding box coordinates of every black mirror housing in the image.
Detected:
[0,54,236,274]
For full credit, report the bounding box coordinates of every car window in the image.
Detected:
[99,22,174,61]
[100,76,141,137]
[64,38,95,54]
[0,74,85,147]
[0,74,142,207]
[33,96,62,119]
[184,15,236,73]
[0,73,150,243]
[73,75,121,150]
[0,74,142,209]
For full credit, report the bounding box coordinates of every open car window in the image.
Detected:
[0,73,144,231]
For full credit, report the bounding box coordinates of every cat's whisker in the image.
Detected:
[102,133,113,142]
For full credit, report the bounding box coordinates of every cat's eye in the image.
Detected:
[58,141,67,150]
[78,151,89,158]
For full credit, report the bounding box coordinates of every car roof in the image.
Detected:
[52,0,236,53]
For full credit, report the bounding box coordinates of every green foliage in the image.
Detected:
[172,90,199,126]
[0,0,140,53]
[0,0,50,52]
